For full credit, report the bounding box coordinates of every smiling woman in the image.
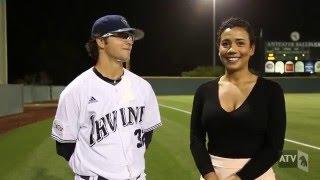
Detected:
[190,17,286,180]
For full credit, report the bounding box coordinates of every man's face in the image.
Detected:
[100,32,135,62]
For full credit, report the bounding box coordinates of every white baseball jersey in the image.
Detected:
[51,67,162,179]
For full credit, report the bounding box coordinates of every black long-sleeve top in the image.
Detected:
[190,77,286,180]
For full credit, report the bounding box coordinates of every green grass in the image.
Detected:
[0,94,319,180]
[156,94,320,180]
[0,118,73,180]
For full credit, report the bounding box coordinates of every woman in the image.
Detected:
[190,17,286,180]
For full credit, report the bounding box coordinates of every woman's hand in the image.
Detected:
[203,172,219,180]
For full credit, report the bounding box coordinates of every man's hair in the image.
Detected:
[85,38,99,65]
[217,17,256,46]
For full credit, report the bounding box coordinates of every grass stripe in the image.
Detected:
[159,103,320,151]
[284,139,320,151]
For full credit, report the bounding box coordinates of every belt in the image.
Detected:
[80,174,141,180]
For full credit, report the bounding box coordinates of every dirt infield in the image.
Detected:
[0,103,57,134]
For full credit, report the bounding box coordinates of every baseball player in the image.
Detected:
[51,15,162,180]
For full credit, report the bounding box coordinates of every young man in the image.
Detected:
[51,15,162,180]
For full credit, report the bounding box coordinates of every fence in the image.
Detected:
[1,76,320,117]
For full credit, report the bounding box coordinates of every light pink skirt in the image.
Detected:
[200,155,276,180]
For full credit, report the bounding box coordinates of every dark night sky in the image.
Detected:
[6,0,320,85]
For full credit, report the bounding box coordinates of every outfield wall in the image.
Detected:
[51,86,65,100]
[0,85,59,117]
[23,85,51,103]
[0,84,23,116]
[23,85,65,102]
[144,77,320,95]
[48,77,320,96]
[1,77,320,117]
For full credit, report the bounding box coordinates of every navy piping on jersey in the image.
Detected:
[144,123,162,132]
[52,134,76,143]
[93,67,123,85]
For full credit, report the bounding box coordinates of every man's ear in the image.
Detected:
[96,38,105,49]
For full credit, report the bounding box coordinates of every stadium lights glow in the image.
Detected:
[268,53,274,57]
[213,0,216,68]
[268,56,275,60]
[295,56,298,60]
[283,54,286,56]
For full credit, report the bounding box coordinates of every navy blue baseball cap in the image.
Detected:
[91,15,144,40]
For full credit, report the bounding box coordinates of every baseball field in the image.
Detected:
[0,94,319,180]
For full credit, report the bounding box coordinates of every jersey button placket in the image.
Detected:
[114,85,134,178]
[118,125,133,177]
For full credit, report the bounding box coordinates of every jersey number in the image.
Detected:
[134,129,145,148]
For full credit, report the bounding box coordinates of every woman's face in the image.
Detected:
[218,27,255,72]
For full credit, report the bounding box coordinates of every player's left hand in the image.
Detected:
[224,174,241,180]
